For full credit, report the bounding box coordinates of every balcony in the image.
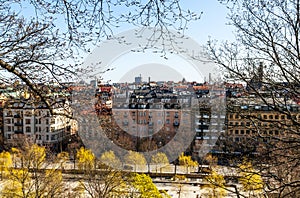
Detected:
[14,114,21,118]
[14,129,24,134]
[195,128,209,133]
[173,121,180,127]
[14,122,23,126]
[195,122,209,126]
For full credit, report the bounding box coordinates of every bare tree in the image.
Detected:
[0,0,200,98]
[208,0,300,197]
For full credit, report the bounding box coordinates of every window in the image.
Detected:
[25,111,32,117]
[26,126,31,133]
[255,106,261,110]
[6,111,12,117]
[263,115,267,119]
[25,119,31,124]
[241,105,248,110]
[46,119,49,125]
[269,115,273,119]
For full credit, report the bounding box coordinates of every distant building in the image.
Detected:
[3,98,74,150]
[135,75,142,84]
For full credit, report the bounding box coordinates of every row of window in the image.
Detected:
[228,113,300,120]
[4,118,55,125]
[228,129,280,136]
[5,126,57,133]
[121,118,181,125]
[6,134,61,141]
[5,110,51,117]
[228,121,296,128]
[230,105,299,112]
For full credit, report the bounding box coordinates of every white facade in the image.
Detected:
[3,100,73,147]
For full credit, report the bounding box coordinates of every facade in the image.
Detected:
[211,82,300,163]
[191,84,226,161]
[1,90,74,150]
[94,81,226,161]
[111,83,193,152]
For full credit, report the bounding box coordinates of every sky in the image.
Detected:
[83,0,236,84]
[5,0,236,84]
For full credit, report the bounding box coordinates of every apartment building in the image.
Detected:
[208,80,300,163]
[3,97,74,149]
[224,97,299,151]
[191,84,226,161]
[110,83,193,152]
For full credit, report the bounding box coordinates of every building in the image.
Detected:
[211,81,300,164]
[0,84,76,150]
[110,83,193,152]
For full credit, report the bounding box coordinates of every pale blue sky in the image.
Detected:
[6,0,236,83]
[86,0,235,83]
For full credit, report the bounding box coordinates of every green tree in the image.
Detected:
[77,149,129,198]
[239,160,264,197]
[124,151,147,171]
[178,152,198,173]
[1,144,65,198]
[57,151,70,169]
[100,150,121,169]
[151,152,169,165]
[76,147,95,171]
[130,173,170,198]
[0,151,12,180]
[204,170,227,198]
[151,152,169,173]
